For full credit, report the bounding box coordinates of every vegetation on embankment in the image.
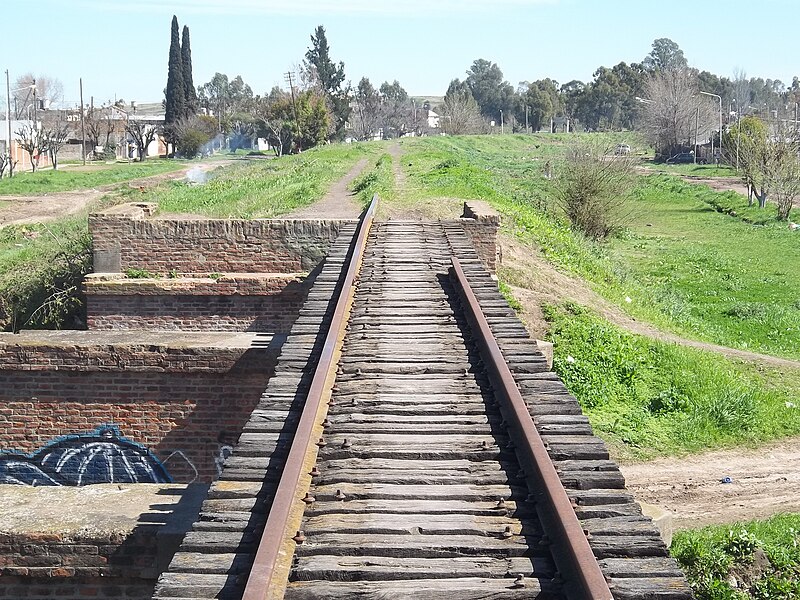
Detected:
[0,219,91,331]
[397,135,800,360]
[0,160,187,196]
[351,153,395,208]
[0,142,384,329]
[641,161,738,177]
[543,302,800,460]
[672,514,800,599]
[119,143,382,218]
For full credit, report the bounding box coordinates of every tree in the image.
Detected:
[380,80,412,138]
[465,59,515,120]
[555,141,637,240]
[643,38,688,73]
[304,25,349,139]
[85,106,116,151]
[40,120,69,170]
[181,25,198,117]
[12,74,63,118]
[639,68,715,158]
[198,73,253,133]
[351,77,381,141]
[173,115,217,157]
[515,79,563,132]
[254,89,294,157]
[125,119,158,161]
[441,81,483,135]
[764,125,800,220]
[15,123,42,172]
[724,116,768,206]
[164,15,186,136]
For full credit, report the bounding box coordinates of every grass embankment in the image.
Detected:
[391,135,800,457]
[0,160,187,195]
[0,219,91,331]
[0,143,382,330]
[672,514,800,599]
[119,143,380,218]
[351,153,395,208]
[545,302,800,459]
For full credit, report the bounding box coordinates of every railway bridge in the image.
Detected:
[152,197,691,600]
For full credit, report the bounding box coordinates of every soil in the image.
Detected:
[619,440,800,529]
[0,161,230,227]
[285,158,369,219]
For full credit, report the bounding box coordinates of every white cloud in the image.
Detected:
[76,0,556,17]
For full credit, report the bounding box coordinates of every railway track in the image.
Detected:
[155,196,692,600]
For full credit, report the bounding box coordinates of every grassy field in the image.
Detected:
[544,302,800,459]
[0,160,187,196]
[113,143,381,218]
[672,513,800,599]
[641,160,738,177]
[395,135,800,360]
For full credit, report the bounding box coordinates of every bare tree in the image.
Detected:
[640,68,716,158]
[85,107,117,151]
[15,123,42,172]
[125,120,158,161]
[0,154,16,178]
[440,89,484,135]
[40,121,69,170]
[12,74,64,118]
[764,125,800,220]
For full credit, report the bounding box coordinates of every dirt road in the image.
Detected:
[0,161,228,226]
[285,158,369,219]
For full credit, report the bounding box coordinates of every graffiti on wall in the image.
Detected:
[0,425,172,486]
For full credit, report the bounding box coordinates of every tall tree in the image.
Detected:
[465,59,515,121]
[181,25,198,118]
[165,15,186,133]
[643,38,688,73]
[441,80,483,135]
[304,25,349,139]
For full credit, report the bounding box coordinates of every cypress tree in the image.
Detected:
[165,15,185,130]
[181,25,198,117]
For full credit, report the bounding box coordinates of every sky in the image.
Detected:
[5,0,799,108]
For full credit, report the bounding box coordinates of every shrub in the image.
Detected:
[555,141,636,240]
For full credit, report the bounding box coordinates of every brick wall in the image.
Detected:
[89,203,354,274]
[83,274,307,332]
[461,201,500,273]
[0,531,159,598]
[0,339,277,483]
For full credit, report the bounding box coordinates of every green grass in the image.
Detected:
[543,302,800,459]
[129,143,380,218]
[396,136,800,360]
[642,160,738,177]
[672,514,800,599]
[0,160,187,196]
[0,219,91,331]
[351,153,395,208]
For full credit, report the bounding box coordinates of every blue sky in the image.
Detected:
[6,0,799,107]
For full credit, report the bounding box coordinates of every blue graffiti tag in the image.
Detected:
[0,425,172,486]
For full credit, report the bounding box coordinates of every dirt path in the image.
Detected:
[386,142,407,189]
[285,158,369,219]
[620,440,800,529]
[0,161,230,226]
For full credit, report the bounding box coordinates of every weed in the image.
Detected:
[124,268,158,279]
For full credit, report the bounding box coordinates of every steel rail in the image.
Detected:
[451,256,613,600]
[241,195,379,600]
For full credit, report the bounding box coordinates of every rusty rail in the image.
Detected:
[241,195,378,600]
[450,256,613,600]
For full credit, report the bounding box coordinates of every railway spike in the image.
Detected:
[512,574,526,589]
[495,497,506,509]
[480,440,489,450]
[322,418,331,429]
[302,493,316,504]
[341,438,352,449]
[502,525,514,539]
[292,530,306,544]
[310,466,321,477]
[316,437,327,447]
[334,489,347,500]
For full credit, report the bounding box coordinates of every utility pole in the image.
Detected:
[694,107,699,164]
[284,71,301,152]
[4,70,11,177]
[525,105,529,133]
[79,78,86,166]
[500,109,503,134]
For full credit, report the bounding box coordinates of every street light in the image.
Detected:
[700,91,722,165]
